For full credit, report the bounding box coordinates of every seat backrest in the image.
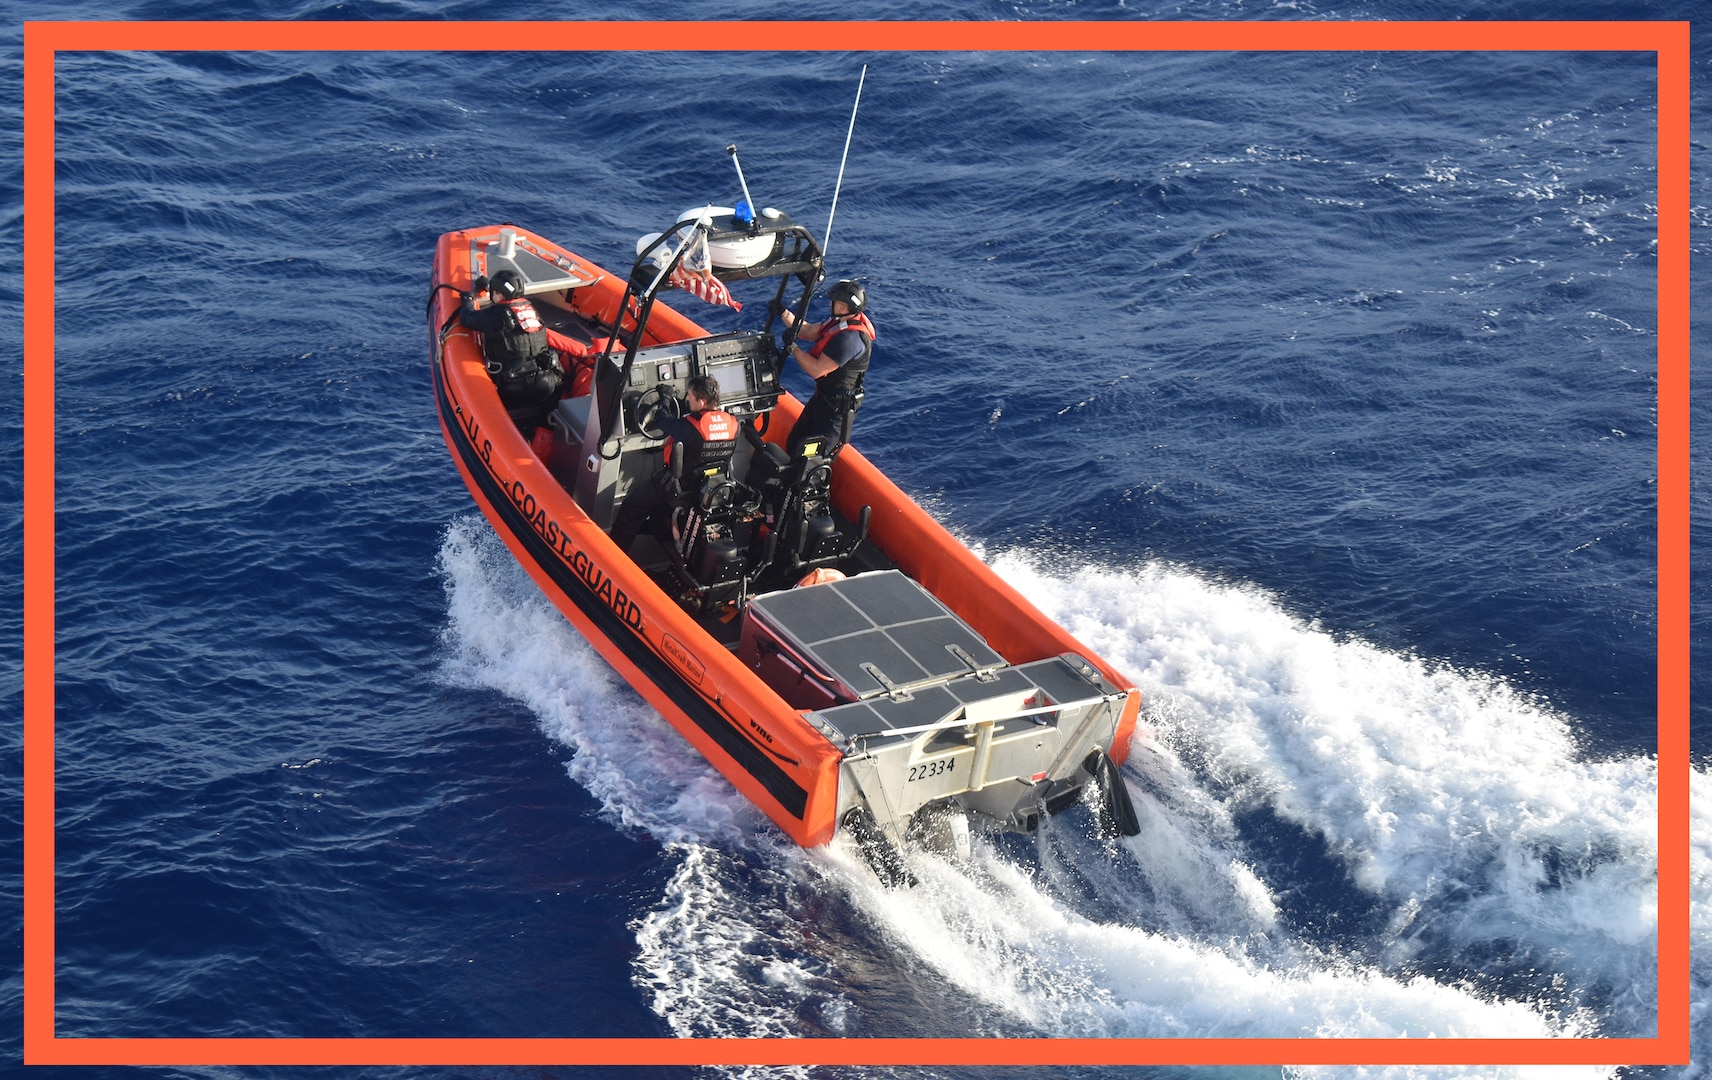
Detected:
[667,409,739,493]
[673,434,736,487]
[671,473,759,604]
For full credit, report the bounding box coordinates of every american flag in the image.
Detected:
[668,266,743,311]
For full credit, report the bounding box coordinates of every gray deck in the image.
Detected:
[744,570,1006,702]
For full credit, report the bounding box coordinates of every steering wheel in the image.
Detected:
[632,384,682,439]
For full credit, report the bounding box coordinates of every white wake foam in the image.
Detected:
[436,517,766,848]
[434,519,1696,1077]
[987,552,1664,1027]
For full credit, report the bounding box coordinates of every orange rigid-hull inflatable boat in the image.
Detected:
[429,209,1142,868]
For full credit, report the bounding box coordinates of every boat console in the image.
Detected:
[543,321,870,615]
[545,331,783,516]
[618,331,782,424]
[540,206,872,618]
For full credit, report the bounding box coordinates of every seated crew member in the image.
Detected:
[777,279,875,457]
[459,269,595,431]
[609,375,738,553]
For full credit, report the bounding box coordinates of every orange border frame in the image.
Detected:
[22,19,1691,1071]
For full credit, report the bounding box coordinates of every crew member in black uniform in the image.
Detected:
[459,269,576,433]
[609,375,739,554]
[777,279,874,456]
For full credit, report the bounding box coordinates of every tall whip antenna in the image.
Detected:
[821,64,867,268]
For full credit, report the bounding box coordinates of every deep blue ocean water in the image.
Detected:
[6,2,1710,1078]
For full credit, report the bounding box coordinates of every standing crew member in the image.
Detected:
[778,279,874,456]
[609,376,738,553]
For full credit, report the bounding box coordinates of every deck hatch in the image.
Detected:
[743,570,1006,703]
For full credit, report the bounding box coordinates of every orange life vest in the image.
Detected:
[665,409,738,483]
[806,313,874,408]
[806,312,876,360]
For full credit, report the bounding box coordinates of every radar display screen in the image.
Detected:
[709,361,749,401]
[692,333,781,416]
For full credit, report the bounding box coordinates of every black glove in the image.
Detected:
[767,299,784,320]
[472,274,489,295]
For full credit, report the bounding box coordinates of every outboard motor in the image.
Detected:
[1085,749,1142,839]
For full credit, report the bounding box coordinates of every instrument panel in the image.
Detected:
[624,331,782,420]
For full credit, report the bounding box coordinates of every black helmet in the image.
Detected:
[827,279,867,315]
[489,269,526,301]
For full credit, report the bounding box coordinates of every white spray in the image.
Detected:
[436,519,1695,1077]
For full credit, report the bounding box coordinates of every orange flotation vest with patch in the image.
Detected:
[665,409,738,485]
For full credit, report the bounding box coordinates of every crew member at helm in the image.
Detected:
[609,375,738,553]
[460,269,590,432]
[778,279,875,456]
